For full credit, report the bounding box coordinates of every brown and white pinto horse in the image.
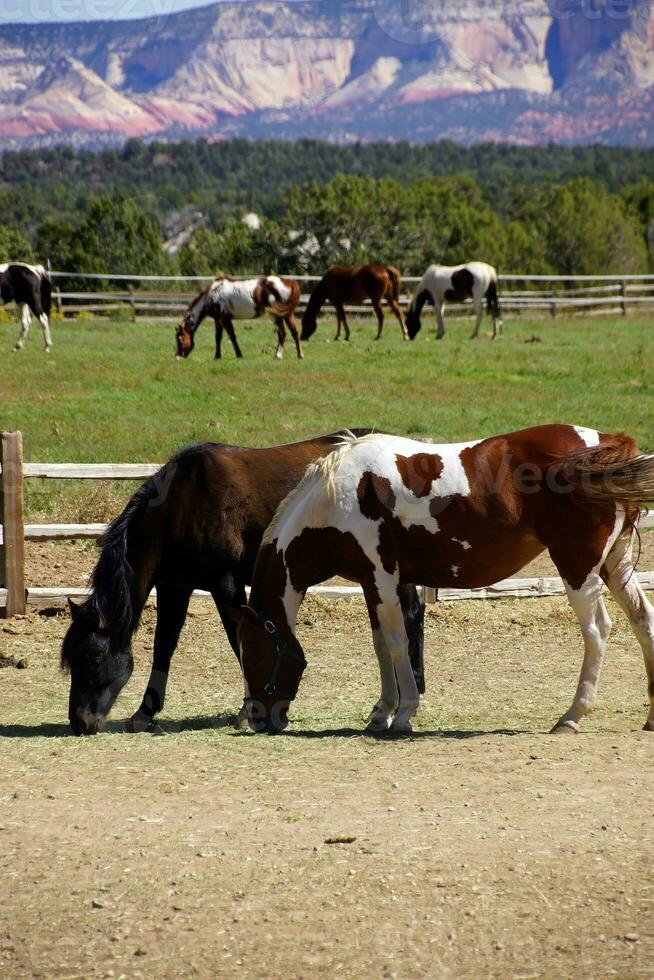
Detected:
[301,264,407,342]
[238,424,654,736]
[407,262,502,340]
[175,275,302,360]
[1,263,52,352]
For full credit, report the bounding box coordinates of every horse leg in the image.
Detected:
[340,306,351,341]
[214,317,224,359]
[223,316,243,358]
[38,311,52,352]
[471,298,483,339]
[435,304,446,340]
[550,570,611,734]
[128,584,193,732]
[274,317,286,359]
[286,313,304,359]
[363,588,399,733]
[13,304,31,352]
[334,307,342,341]
[372,300,384,341]
[399,583,426,695]
[388,297,408,341]
[369,571,420,732]
[602,527,654,731]
[211,576,250,730]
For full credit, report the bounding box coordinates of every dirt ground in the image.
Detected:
[1,585,654,979]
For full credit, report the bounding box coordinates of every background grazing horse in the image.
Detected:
[407,261,501,340]
[237,425,654,736]
[175,275,303,360]
[60,432,425,736]
[1,263,52,352]
[301,264,407,342]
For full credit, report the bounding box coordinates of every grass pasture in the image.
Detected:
[2,311,654,978]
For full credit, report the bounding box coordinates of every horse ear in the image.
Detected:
[67,598,82,620]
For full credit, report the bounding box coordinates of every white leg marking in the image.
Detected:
[373,571,419,732]
[554,572,610,731]
[366,627,399,732]
[39,313,52,351]
[13,304,31,351]
[604,528,654,729]
[435,304,445,340]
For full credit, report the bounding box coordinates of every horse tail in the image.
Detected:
[386,266,402,302]
[550,434,654,525]
[268,278,301,319]
[301,279,328,340]
[40,270,52,317]
[486,272,501,322]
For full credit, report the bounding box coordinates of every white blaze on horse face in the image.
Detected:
[573,425,600,448]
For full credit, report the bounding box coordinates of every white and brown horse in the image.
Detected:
[175,275,302,360]
[237,425,654,736]
[1,263,52,352]
[301,264,407,342]
[407,261,502,340]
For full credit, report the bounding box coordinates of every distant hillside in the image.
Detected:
[0,0,652,147]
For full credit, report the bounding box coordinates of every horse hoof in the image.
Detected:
[550,721,580,735]
[643,721,654,732]
[126,712,154,734]
[366,711,393,733]
[234,705,251,731]
[392,719,414,734]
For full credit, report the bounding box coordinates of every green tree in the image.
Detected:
[541,179,647,276]
[0,225,34,264]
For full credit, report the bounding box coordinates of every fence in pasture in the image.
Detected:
[2,430,654,618]
[46,270,654,322]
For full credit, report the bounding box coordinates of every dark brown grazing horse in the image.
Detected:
[176,275,303,360]
[237,425,654,735]
[301,264,407,342]
[60,432,425,735]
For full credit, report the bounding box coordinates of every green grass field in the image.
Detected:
[2,312,654,519]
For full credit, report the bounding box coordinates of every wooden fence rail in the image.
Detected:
[3,430,654,617]
[43,270,654,322]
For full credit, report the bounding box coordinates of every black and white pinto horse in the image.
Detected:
[407,262,502,341]
[1,263,53,352]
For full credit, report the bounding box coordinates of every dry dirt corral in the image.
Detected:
[1,592,653,979]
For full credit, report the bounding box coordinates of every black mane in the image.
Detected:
[88,442,222,650]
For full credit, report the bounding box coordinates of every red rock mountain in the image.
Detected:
[0,0,652,146]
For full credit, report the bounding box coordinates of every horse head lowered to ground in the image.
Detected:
[406,261,501,341]
[175,275,302,360]
[301,264,407,343]
[238,425,654,736]
[60,433,426,735]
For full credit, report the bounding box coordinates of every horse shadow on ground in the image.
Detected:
[0,715,530,740]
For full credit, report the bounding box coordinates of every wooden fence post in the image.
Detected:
[549,290,557,319]
[0,431,26,617]
[620,280,627,316]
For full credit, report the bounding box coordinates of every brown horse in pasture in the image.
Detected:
[176,275,303,360]
[60,431,425,736]
[237,425,654,736]
[301,264,408,342]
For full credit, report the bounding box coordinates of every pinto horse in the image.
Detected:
[175,275,303,360]
[301,264,407,342]
[238,425,654,736]
[1,263,52,352]
[60,432,425,736]
[407,262,502,341]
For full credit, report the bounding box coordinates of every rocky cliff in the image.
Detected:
[0,0,651,146]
